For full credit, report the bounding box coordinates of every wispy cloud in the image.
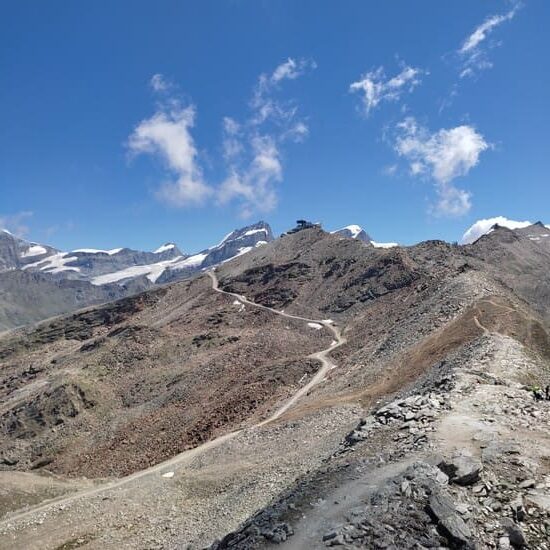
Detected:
[350,64,426,116]
[218,135,282,217]
[220,58,315,217]
[129,61,314,216]
[251,58,316,126]
[394,117,490,217]
[0,211,33,237]
[128,79,213,207]
[150,73,171,92]
[222,116,244,161]
[458,3,521,78]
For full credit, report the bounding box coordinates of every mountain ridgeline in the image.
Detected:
[0,220,549,549]
[0,221,273,330]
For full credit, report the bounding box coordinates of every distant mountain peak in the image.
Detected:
[332,224,371,243]
[154,243,177,254]
[214,221,273,249]
[460,216,544,245]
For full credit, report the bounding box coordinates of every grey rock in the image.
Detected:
[428,489,473,548]
[438,451,482,486]
[262,522,293,543]
[325,534,346,546]
[509,496,525,521]
[518,479,535,489]
[438,514,473,548]
[428,490,457,522]
[501,518,527,547]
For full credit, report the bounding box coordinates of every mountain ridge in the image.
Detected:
[0,220,549,548]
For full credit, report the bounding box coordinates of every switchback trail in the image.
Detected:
[0,270,346,527]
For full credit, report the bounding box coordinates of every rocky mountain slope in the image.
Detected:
[0,222,548,549]
[331,224,398,249]
[332,225,372,244]
[0,222,273,330]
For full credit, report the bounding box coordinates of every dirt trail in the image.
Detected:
[207,269,347,425]
[0,270,346,527]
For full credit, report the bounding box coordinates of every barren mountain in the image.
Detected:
[0,222,273,331]
[0,223,548,549]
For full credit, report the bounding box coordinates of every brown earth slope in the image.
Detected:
[0,224,549,549]
[0,273,330,477]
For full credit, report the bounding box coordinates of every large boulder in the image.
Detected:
[428,488,474,548]
[438,450,482,486]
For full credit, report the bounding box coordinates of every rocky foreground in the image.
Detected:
[212,334,550,549]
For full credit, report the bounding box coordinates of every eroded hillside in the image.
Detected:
[0,225,549,549]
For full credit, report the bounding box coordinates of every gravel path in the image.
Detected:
[0,270,347,530]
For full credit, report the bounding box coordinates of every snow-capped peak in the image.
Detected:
[332,224,371,244]
[210,222,273,250]
[21,244,48,258]
[72,248,123,255]
[154,243,176,254]
[332,224,399,248]
[341,225,363,238]
[460,216,542,245]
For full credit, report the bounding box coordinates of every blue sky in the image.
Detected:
[1,1,548,252]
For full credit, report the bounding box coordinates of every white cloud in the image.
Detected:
[0,211,33,237]
[283,121,309,143]
[382,164,398,176]
[218,135,281,217]
[128,104,213,207]
[432,184,472,218]
[396,119,489,184]
[132,59,313,216]
[458,4,520,78]
[150,73,171,92]
[222,117,244,161]
[271,58,314,83]
[461,216,533,244]
[220,58,315,217]
[251,57,315,126]
[395,117,490,217]
[350,64,425,116]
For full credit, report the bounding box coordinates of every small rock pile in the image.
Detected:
[318,461,474,549]
[342,391,450,454]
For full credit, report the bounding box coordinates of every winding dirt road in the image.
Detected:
[207,270,346,424]
[0,269,346,527]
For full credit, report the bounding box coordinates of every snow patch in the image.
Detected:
[73,248,123,255]
[91,256,184,285]
[244,228,267,237]
[172,253,207,269]
[23,252,81,274]
[162,471,174,478]
[235,246,253,256]
[21,245,47,258]
[255,240,268,247]
[212,230,235,249]
[333,224,363,238]
[222,246,253,263]
[154,243,176,254]
[307,322,323,330]
[371,241,399,249]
